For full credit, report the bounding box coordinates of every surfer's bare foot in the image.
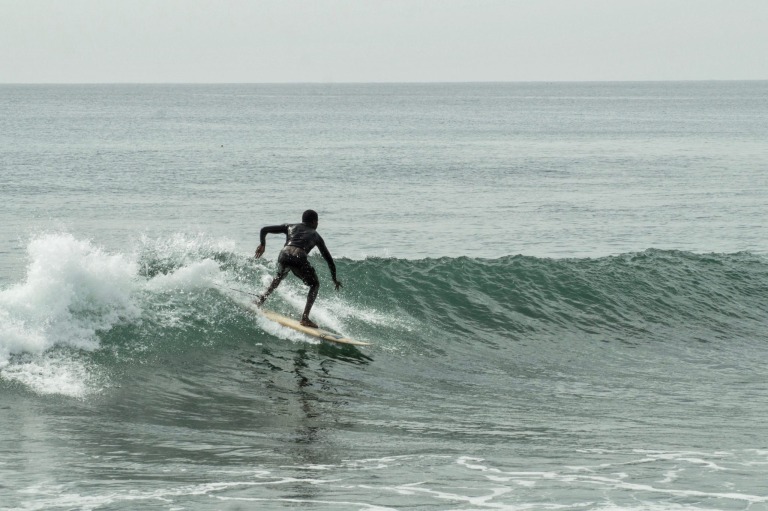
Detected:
[300,317,318,328]
[253,295,266,307]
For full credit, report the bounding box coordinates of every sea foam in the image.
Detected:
[0,234,139,395]
[0,233,231,396]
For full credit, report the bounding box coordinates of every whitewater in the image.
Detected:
[2,82,768,510]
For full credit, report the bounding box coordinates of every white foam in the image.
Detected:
[0,233,244,396]
[455,454,768,508]
[0,353,104,398]
[0,233,139,395]
[267,277,411,339]
[137,232,236,266]
[239,296,318,345]
[145,258,222,292]
[0,234,139,364]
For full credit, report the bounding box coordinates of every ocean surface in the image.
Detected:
[1,82,768,510]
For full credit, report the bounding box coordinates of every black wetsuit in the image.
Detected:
[259,223,337,286]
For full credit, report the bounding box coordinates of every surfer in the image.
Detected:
[254,209,342,328]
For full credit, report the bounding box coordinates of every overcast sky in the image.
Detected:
[2,0,767,83]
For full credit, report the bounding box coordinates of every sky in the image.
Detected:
[1,0,767,83]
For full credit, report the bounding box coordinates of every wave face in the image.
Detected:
[3,233,768,510]
[1,233,767,397]
[392,249,768,346]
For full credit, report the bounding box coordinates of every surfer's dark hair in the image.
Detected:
[302,209,319,223]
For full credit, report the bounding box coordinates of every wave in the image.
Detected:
[1,233,767,396]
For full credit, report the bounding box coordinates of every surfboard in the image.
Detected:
[251,305,371,346]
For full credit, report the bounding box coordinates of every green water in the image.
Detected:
[2,82,768,510]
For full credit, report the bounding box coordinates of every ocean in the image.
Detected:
[1,82,768,510]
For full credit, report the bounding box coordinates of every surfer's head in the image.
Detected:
[302,209,319,227]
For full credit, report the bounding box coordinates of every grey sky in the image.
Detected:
[2,0,767,83]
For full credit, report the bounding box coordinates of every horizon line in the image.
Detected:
[1,79,767,86]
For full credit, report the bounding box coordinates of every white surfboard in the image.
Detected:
[249,304,371,346]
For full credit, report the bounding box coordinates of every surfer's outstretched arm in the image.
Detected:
[255,224,288,258]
